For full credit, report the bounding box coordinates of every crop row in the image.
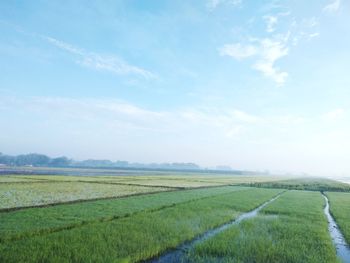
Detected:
[247,178,350,192]
[0,188,281,262]
[0,182,172,209]
[7,174,282,187]
[0,186,246,241]
[188,190,338,263]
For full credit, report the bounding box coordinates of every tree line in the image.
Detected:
[0,152,200,170]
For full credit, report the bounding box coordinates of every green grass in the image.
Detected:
[0,188,281,263]
[188,191,338,263]
[326,191,350,245]
[0,186,246,241]
[0,182,170,209]
[247,177,350,192]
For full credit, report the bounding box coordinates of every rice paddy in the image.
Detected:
[0,186,246,241]
[0,182,170,209]
[188,191,338,262]
[0,187,281,262]
[1,172,350,262]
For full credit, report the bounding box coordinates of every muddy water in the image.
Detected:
[322,193,350,263]
[145,193,283,263]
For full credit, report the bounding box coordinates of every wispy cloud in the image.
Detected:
[2,23,156,79]
[324,108,345,121]
[207,0,242,10]
[307,32,320,40]
[2,94,304,141]
[290,17,320,46]
[44,37,156,79]
[220,34,289,86]
[219,44,257,60]
[219,5,324,87]
[262,12,290,33]
[263,15,278,33]
[231,110,261,123]
[323,0,341,13]
[253,36,289,87]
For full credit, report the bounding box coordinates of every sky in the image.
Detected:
[0,0,349,176]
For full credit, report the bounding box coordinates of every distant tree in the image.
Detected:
[50,157,71,167]
[15,153,50,166]
[77,159,114,167]
[0,153,15,165]
[115,161,129,167]
[0,152,204,171]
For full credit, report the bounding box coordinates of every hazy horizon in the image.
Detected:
[1,0,350,177]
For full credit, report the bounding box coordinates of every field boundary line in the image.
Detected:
[0,184,239,213]
[5,175,241,187]
[0,188,176,213]
[1,176,228,188]
[1,187,252,242]
[0,179,185,189]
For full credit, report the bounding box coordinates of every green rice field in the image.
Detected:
[188,191,338,262]
[1,172,350,262]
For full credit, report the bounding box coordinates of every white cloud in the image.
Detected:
[253,37,289,86]
[45,37,84,55]
[289,17,320,46]
[44,37,156,79]
[207,0,242,10]
[207,0,220,9]
[219,44,257,60]
[324,108,345,120]
[263,15,278,33]
[323,0,341,13]
[308,32,320,40]
[220,35,289,86]
[303,17,318,28]
[231,110,261,123]
[3,93,278,141]
[262,11,291,33]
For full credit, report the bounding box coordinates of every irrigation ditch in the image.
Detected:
[144,191,285,263]
[322,193,350,263]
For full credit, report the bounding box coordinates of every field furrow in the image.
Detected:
[0,182,171,209]
[0,188,281,263]
[0,186,246,241]
[187,191,338,263]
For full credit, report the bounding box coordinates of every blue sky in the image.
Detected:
[0,0,349,175]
